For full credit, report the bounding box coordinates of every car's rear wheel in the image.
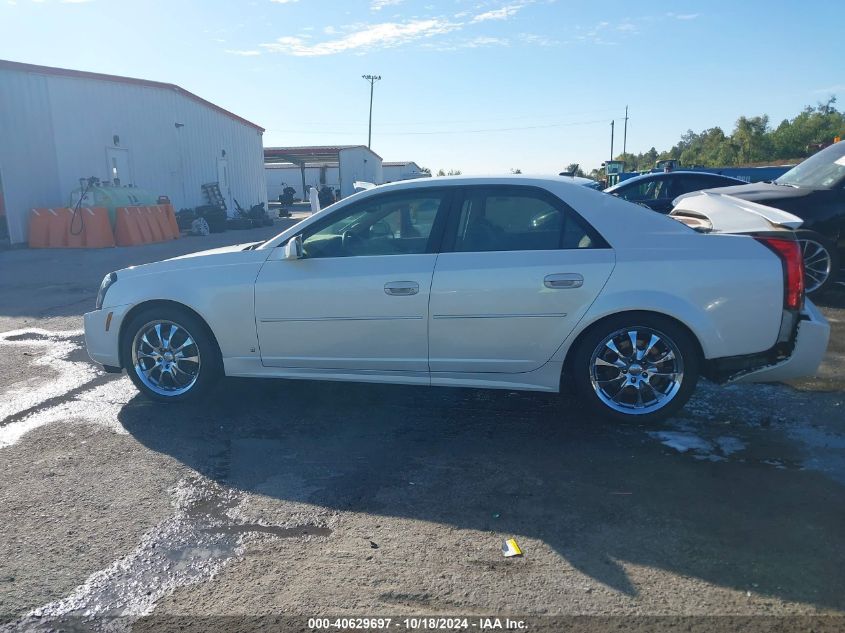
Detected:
[570,314,700,422]
[796,230,839,297]
[122,306,221,402]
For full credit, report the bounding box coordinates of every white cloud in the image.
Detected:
[59,0,95,3]
[519,32,558,47]
[270,0,298,3]
[471,2,529,23]
[224,49,262,56]
[814,84,845,94]
[462,36,510,48]
[670,12,700,20]
[261,18,460,56]
[423,35,510,52]
[371,0,402,10]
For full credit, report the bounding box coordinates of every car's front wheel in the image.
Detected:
[122,306,221,402]
[570,314,700,422]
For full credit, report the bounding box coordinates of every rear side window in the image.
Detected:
[450,187,596,252]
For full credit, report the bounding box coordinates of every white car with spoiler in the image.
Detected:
[84,176,830,421]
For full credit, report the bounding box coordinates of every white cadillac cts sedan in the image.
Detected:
[84,177,830,422]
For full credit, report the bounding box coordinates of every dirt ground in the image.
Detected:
[0,225,843,632]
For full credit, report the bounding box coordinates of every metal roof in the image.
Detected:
[0,59,264,132]
[264,145,383,165]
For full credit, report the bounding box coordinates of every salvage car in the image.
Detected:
[692,141,845,295]
[604,171,747,213]
[85,176,829,422]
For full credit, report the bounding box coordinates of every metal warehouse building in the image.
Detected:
[264,145,383,201]
[0,59,267,245]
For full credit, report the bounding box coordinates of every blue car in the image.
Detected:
[605,171,746,213]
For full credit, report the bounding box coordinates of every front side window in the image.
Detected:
[451,188,594,252]
[301,191,445,258]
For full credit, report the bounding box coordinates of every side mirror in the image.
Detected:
[283,235,303,260]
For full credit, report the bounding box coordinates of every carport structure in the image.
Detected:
[264,145,383,199]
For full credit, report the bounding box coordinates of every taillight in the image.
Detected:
[755,237,804,310]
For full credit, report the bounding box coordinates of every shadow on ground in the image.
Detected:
[119,377,845,610]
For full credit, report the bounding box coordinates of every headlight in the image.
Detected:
[95,272,117,310]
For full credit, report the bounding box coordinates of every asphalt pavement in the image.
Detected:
[0,227,843,631]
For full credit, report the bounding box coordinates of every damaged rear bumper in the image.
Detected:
[711,300,830,384]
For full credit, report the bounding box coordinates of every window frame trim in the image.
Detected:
[440,184,610,254]
[293,187,457,259]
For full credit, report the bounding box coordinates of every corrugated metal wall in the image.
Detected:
[0,66,266,244]
[338,147,382,197]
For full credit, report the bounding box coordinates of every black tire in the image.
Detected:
[796,230,839,297]
[569,313,700,423]
[121,305,222,403]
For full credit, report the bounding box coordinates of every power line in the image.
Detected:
[265,117,610,136]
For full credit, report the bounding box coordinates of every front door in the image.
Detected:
[254,188,451,371]
[428,185,615,373]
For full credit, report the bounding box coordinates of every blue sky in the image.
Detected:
[1,0,844,174]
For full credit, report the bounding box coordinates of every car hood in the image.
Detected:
[165,242,262,261]
[116,242,269,279]
[699,181,814,204]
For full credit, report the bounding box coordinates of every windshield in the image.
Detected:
[775,141,845,189]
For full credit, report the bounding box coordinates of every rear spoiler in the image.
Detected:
[670,192,803,234]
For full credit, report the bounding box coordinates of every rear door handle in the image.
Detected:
[544,273,584,289]
[384,281,419,296]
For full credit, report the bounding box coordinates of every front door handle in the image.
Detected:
[544,273,583,289]
[384,281,419,296]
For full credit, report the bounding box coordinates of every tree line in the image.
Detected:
[597,97,844,177]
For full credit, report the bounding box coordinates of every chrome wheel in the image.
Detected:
[131,320,201,397]
[589,327,684,416]
[798,238,832,294]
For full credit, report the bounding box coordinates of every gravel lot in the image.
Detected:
[0,226,843,631]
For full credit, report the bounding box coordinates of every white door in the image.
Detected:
[106,148,131,186]
[429,185,615,373]
[254,188,451,371]
[217,158,232,213]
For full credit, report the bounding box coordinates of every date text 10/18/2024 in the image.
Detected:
[308,617,527,630]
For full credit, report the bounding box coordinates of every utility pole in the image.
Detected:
[362,74,381,149]
[622,105,629,157]
[610,120,615,160]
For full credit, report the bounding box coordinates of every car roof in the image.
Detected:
[261,173,691,252]
[605,170,745,192]
[363,173,593,192]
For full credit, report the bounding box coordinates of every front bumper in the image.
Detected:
[83,304,131,369]
[729,300,830,384]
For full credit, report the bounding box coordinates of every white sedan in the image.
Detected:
[84,176,830,421]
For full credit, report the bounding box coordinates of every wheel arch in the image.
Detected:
[561,309,705,385]
[118,299,223,370]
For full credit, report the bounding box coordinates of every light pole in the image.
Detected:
[610,120,615,160]
[362,74,381,149]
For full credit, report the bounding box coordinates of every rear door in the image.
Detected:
[428,185,615,374]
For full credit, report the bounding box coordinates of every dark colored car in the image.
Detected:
[605,171,747,214]
[700,141,845,295]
